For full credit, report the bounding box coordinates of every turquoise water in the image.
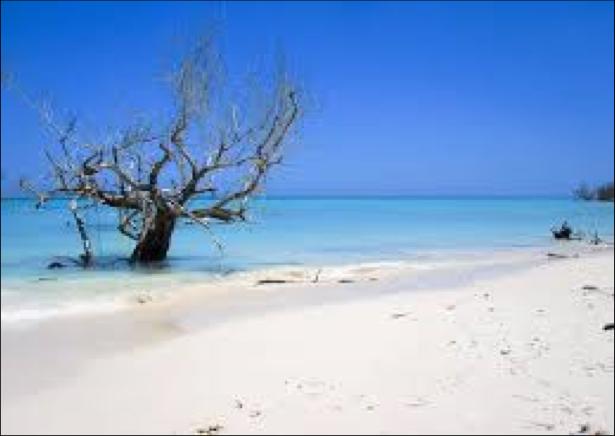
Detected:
[1,197,613,320]
[2,196,614,274]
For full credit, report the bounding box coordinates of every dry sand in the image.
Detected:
[1,247,613,435]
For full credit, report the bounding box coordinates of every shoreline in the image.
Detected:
[2,241,609,325]
[2,244,614,434]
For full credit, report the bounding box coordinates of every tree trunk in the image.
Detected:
[130,211,176,263]
[68,201,93,267]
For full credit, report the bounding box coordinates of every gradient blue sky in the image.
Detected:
[1,1,613,196]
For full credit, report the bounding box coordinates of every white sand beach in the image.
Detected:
[1,246,613,435]
[2,1,613,434]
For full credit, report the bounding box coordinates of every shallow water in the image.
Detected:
[1,196,613,322]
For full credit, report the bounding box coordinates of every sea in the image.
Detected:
[1,196,613,323]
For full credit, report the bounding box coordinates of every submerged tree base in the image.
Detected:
[129,213,176,264]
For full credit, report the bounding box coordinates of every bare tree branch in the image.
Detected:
[12,34,302,264]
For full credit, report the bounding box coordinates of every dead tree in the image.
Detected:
[9,36,302,264]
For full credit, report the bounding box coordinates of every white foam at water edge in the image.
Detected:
[0,299,127,326]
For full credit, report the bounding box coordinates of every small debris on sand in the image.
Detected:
[603,323,614,331]
[391,312,409,319]
[195,424,223,435]
[579,424,591,433]
[574,423,610,435]
[249,410,262,418]
[528,421,554,431]
[582,285,599,290]
[446,304,456,311]
[338,279,354,284]
[136,293,153,304]
[312,269,322,283]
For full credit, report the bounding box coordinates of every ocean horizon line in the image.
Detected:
[1,193,577,201]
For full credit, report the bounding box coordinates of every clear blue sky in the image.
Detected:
[1,1,613,196]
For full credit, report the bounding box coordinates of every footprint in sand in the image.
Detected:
[391,311,412,319]
[353,394,379,412]
[330,404,344,412]
[233,398,263,420]
[512,393,539,403]
[523,336,550,360]
[403,396,430,408]
[435,373,466,394]
[524,421,555,432]
[302,380,329,397]
[248,410,262,419]
[289,378,334,398]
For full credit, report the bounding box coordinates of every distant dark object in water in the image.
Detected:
[604,323,614,331]
[47,261,65,269]
[551,221,573,240]
[589,231,603,245]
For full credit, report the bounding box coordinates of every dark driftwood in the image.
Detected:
[552,227,572,240]
[547,252,569,259]
[256,279,290,285]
